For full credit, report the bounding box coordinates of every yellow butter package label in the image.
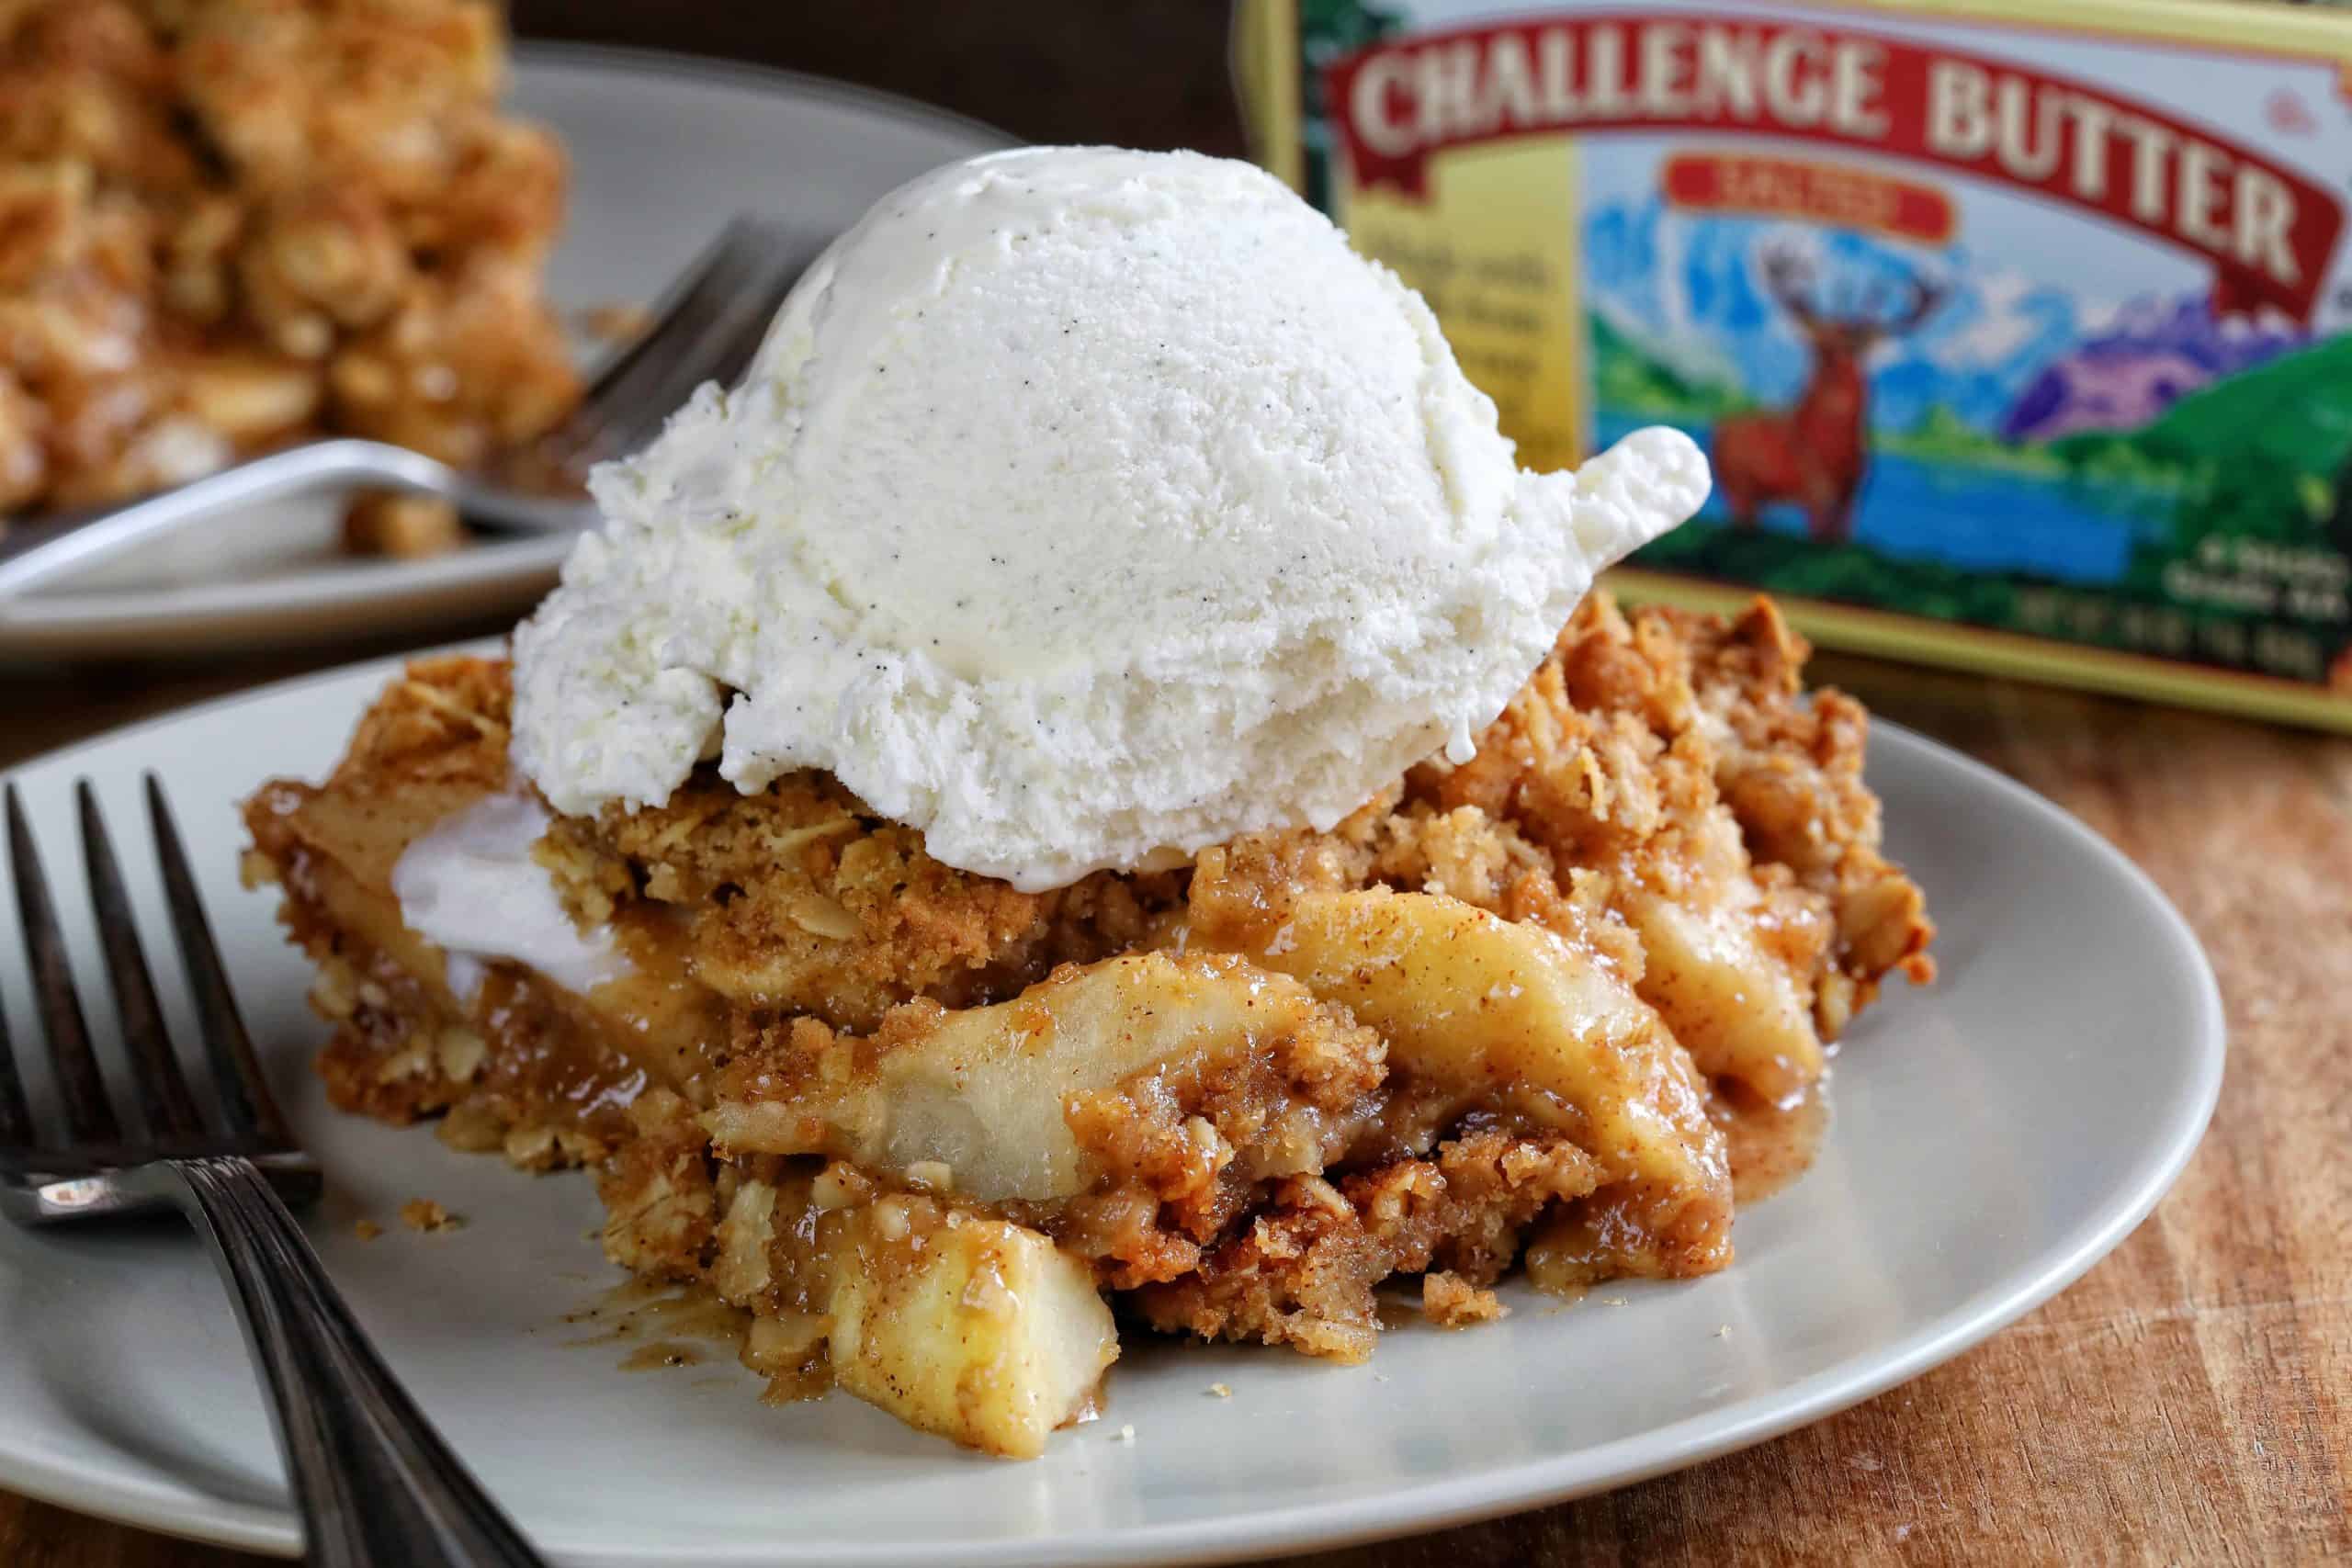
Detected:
[1237,0,2352,728]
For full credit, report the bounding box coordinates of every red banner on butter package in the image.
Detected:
[1329,15,2341,321]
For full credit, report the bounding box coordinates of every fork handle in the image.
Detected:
[0,440,460,603]
[141,1155,547,1568]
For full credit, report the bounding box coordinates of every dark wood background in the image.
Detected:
[510,1,1251,158]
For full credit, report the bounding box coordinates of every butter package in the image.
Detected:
[1236,0,2352,728]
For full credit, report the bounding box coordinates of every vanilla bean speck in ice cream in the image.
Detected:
[510,147,1708,890]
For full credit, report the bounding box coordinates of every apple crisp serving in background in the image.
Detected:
[0,0,577,548]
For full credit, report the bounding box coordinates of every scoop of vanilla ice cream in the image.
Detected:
[512,147,1707,891]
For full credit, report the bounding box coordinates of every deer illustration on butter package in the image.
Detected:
[1238,0,2352,728]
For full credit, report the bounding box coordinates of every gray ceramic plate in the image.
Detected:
[0,647,2222,1564]
[0,45,1010,660]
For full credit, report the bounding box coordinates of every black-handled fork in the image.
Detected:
[0,777,548,1568]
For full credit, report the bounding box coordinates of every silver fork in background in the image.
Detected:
[0,778,547,1568]
[0,214,833,603]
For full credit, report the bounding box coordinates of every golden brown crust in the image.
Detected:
[565,775,1188,1032]
[598,1089,719,1282]
[1133,1133,1598,1359]
[1408,593,1934,1045]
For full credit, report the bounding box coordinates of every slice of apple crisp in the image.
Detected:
[241,592,1931,1455]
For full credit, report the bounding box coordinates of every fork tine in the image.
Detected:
[545,218,769,457]
[6,784,120,1145]
[582,257,805,466]
[545,216,819,468]
[144,774,293,1151]
[0,948,30,1148]
[79,781,206,1143]
[586,274,783,456]
[577,216,766,377]
[695,260,808,404]
[573,215,789,408]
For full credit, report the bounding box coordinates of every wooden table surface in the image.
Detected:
[0,644,2345,1566]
